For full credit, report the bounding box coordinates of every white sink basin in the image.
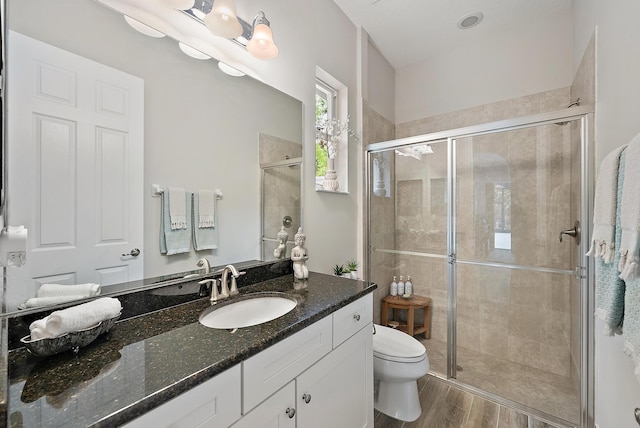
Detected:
[199,293,297,329]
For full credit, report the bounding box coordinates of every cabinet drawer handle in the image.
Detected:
[286,407,296,418]
[353,314,361,321]
[302,393,312,404]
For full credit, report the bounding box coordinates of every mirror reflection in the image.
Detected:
[3,0,303,313]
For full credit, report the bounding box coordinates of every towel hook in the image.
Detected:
[559,221,581,245]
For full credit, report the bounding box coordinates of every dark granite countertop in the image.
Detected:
[6,272,376,428]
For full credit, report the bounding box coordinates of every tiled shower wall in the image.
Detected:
[363,101,396,323]
[259,133,302,261]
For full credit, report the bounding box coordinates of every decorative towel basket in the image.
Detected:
[20,314,121,357]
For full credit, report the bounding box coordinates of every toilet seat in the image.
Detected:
[373,324,426,363]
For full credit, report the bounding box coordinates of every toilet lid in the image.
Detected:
[373,324,427,363]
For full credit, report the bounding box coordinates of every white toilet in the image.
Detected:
[373,323,429,422]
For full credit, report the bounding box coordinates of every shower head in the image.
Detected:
[554,98,581,126]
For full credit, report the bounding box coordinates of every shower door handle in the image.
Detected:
[559,221,580,245]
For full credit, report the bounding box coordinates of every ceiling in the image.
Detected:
[331,0,573,69]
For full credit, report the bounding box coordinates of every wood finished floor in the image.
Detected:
[374,375,565,428]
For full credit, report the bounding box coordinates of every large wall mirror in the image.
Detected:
[2,0,303,313]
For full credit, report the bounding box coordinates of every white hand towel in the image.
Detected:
[619,134,640,280]
[45,297,122,337]
[197,190,215,228]
[23,295,88,309]
[168,187,187,230]
[29,316,53,340]
[37,283,101,298]
[586,145,626,263]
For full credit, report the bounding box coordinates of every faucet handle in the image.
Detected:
[199,279,219,303]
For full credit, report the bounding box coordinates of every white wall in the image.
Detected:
[573,1,640,427]
[394,8,574,124]
[366,42,396,124]
[235,0,360,274]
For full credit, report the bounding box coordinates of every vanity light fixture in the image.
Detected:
[181,1,279,61]
[124,15,166,38]
[218,61,246,77]
[246,11,279,60]
[164,0,196,10]
[178,42,211,59]
[205,0,243,38]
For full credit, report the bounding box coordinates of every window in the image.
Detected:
[315,78,337,182]
[315,67,349,193]
[494,183,511,249]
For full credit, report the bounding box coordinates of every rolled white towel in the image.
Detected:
[23,295,88,309]
[29,316,53,340]
[37,283,101,298]
[45,297,122,337]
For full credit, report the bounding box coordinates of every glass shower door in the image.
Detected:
[452,120,583,424]
[368,140,449,376]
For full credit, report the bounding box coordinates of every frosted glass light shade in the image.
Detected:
[124,16,166,38]
[218,62,246,77]
[164,0,195,10]
[178,42,211,60]
[247,23,278,60]
[205,0,243,38]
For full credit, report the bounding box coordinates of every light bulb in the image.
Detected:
[247,23,278,60]
[205,0,243,39]
[163,0,195,10]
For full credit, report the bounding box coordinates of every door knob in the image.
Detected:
[559,221,580,245]
[122,248,141,257]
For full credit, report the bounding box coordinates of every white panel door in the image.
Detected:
[6,31,144,308]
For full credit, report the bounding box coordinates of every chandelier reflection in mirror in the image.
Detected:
[165,0,279,60]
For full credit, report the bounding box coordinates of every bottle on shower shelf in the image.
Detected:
[405,276,413,296]
[390,276,398,296]
[397,275,405,296]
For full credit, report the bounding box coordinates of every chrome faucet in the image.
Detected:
[198,278,221,303]
[197,258,211,274]
[219,264,245,297]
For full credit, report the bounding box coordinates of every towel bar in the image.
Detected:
[152,184,223,199]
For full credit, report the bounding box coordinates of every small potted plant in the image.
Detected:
[333,264,346,277]
[346,260,359,279]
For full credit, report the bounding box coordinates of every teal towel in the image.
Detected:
[160,190,192,255]
[623,274,640,381]
[595,152,626,335]
[192,192,218,251]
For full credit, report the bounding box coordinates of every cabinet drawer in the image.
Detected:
[332,294,373,348]
[122,364,241,428]
[243,315,332,413]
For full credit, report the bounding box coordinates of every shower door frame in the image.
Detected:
[365,105,595,428]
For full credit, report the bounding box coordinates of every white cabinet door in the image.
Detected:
[231,381,296,428]
[297,324,373,428]
[243,316,332,413]
[6,31,144,309]
[122,365,241,428]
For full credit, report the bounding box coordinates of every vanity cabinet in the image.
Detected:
[230,381,296,428]
[122,364,241,428]
[296,325,373,428]
[237,295,373,428]
[123,294,373,428]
